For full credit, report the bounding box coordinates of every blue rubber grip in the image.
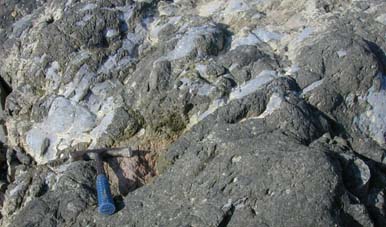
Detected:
[96,174,116,215]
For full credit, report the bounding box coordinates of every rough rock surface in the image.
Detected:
[1,0,386,226]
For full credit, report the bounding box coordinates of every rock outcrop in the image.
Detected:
[1,0,386,226]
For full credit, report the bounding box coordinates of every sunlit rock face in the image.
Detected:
[1,0,386,226]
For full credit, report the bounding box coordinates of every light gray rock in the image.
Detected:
[165,24,225,61]
[25,97,96,164]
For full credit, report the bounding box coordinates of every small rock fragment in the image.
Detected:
[343,158,371,198]
[15,147,32,165]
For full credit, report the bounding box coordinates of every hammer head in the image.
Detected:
[70,147,133,162]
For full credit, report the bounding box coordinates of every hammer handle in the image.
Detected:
[96,174,116,215]
[95,153,115,215]
[95,153,105,175]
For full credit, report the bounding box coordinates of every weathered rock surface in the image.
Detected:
[1,0,386,226]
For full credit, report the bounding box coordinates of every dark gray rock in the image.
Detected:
[5,161,96,227]
[219,45,278,85]
[367,188,386,226]
[342,158,371,198]
[74,86,344,226]
[340,192,375,227]
[297,24,386,161]
[149,60,172,92]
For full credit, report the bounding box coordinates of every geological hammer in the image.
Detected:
[49,147,134,215]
